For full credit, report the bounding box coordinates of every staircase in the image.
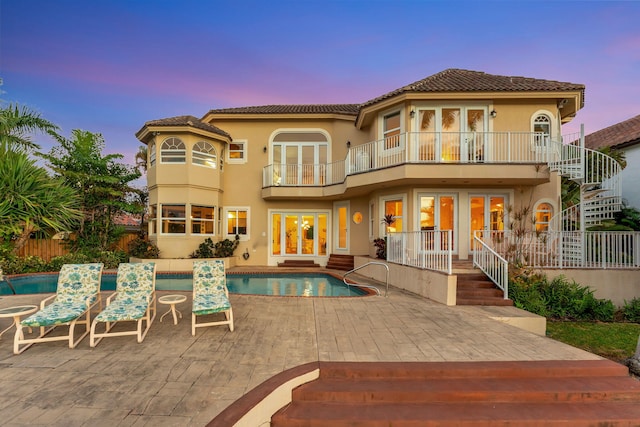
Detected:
[325,254,354,271]
[277,260,320,268]
[271,360,640,426]
[456,272,513,306]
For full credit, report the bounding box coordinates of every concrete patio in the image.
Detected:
[0,275,601,427]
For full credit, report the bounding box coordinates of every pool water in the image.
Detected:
[0,273,367,297]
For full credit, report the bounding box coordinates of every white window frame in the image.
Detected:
[192,141,217,168]
[534,199,555,232]
[149,204,157,235]
[191,204,216,235]
[380,109,402,151]
[227,139,247,164]
[379,193,406,236]
[333,201,350,251]
[160,137,186,164]
[160,204,186,234]
[224,206,250,241]
[149,143,156,167]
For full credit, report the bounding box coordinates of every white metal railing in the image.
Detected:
[263,131,553,187]
[480,230,640,269]
[386,230,452,274]
[472,232,509,298]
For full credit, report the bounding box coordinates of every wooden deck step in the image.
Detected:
[277,260,320,268]
[456,271,513,306]
[271,360,640,427]
[325,254,354,271]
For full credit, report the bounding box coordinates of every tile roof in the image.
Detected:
[585,114,640,150]
[205,104,360,116]
[361,68,586,108]
[143,115,231,138]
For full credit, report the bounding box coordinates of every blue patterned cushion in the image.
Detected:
[95,262,156,322]
[192,260,230,315]
[94,296,151,322]
[22,301,90,327]
[21,263,103,327]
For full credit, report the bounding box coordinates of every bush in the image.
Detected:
[373,238,386,259]
[128,237,160,259]
[191,236,240,258]
[47,253,92,271]
[508,270,614,322]
[0,254,48,274]
[622,297,640,323]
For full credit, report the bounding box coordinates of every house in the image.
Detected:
[584,114,640,209]
[135,68,585,266]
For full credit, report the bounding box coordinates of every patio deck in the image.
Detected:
[0,270,601,427]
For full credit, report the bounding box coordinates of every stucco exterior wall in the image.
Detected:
[545,268,640,307]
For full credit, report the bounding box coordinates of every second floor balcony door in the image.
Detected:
[274,143,327,186]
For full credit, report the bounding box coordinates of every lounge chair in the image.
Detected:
[14,263,104,354]
[192,260,234,335]
[89,262,157,347]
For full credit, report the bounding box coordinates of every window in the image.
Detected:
[228,140,247,163]
[149,205,157,235]
[192,141,217,168]
[225,207,249,239]
[383,111,401,149]
[161,204,186,234]
[535,202,554,232]
[533,114,551,146]
[191,205,215,235]
[149,143,156,167]
[380,195,404,235]
[271,131,329,186]
[161,137,186,163]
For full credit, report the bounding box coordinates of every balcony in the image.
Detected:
[262,131,557,198]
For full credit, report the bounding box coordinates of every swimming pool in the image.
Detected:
[0,272,369,297]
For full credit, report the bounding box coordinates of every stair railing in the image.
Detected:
[343,262,389,297]
[472,232,509,299]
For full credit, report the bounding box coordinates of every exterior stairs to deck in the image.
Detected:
[271,360,640,426]
[453,259,513,306]
[325,254,354,271]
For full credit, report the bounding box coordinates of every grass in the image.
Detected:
[546,320,640,362]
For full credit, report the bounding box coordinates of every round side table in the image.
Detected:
[158,295,187,325]
[0,305,38,339]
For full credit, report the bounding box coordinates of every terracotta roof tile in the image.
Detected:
[144,115,230,138]
[205,104,360,116]
[361,68,585,108]
[584,114,640,150]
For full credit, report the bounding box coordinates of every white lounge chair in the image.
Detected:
[192,260,234,335]
[14,263,104,354]
[90,262,156,347]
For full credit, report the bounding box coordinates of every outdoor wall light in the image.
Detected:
[410,110,416,118]
[490,110,497,118]
[263,146,267,153]
[346,140,351,148]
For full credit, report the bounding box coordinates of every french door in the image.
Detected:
[469,195,506,250]
[418,194,456,252]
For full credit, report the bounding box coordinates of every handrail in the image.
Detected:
[0,269,17,295]
[343,262,389,297]
[473,233,509,299]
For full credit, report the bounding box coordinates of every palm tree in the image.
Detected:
[135,145,148,173]
[0,103,59,152]
[0,149,81,253]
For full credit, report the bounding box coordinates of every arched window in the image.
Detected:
[149,143,156,167]
[161,137,186,163]
[533,114,551,147]
[192,141,217,168]
[535,202,554,232]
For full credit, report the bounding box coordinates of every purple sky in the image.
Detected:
[2,0,639,173]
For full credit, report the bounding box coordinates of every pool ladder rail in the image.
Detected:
[342,262,389,297]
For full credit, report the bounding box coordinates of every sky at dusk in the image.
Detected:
[1,0,639,174]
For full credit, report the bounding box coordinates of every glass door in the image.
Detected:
[441,108,461,162]
[466,109,485,162]
[273,212,328,256]
[419,194,456,252]
[470,195,505,250]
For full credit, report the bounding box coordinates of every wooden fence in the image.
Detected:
[16,234,138,262]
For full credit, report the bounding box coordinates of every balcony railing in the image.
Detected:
[480,230,640,269]
[263,131,554,187]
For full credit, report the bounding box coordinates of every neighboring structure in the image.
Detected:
[585,114,640,209]
[135,68,585,265]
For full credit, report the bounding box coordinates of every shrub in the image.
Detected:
[47,253,92,271]
[128,237,160,259]
[191,236,240,258]
[622,297,640,323]
[373,238,386,259]
[0,254,48,274]
[508,270,614,322]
